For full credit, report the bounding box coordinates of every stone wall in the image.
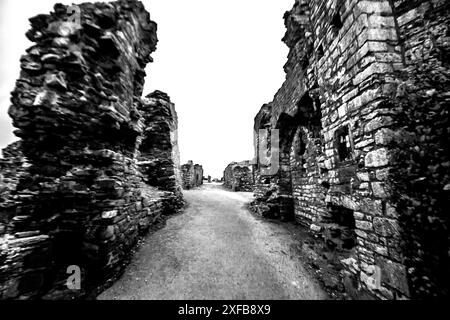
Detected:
[138,90,184,212]
[251,0,450,299]
[181,161,203,190]
[0,0,183,299]
[223,161,255,192]
[0,142,29,235]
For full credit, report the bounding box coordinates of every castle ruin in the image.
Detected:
[0,0,183,299]
[223,161,255,192]
[251,0,449,299]
[181,161,204,190]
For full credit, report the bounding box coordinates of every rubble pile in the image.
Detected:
[250,179,283,219]
[251,0,450,299]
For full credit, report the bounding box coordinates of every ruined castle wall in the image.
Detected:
[181,161,203,190]
[194,165,204,187]
[387,0,450,299]
[181,161,194,189]
[223,161,254,192]
[138,90,183,210]
[252,0,449,299]
[309,0,407,299]
[0,1,182,299]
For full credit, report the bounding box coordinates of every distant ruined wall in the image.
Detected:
[251,0,450,299]
[223,161,255,192]
[0,0,183,299]
[194,165,204,186]
[181,161,203,190]
[138,90,184,211]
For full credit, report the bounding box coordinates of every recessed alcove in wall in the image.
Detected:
[323,204,357,250]
[317,45,324,59]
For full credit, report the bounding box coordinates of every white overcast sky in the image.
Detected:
[0,0,292,178]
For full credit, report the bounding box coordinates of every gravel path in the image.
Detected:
[98,183,327,300]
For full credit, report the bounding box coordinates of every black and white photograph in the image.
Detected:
[0,0,449,308]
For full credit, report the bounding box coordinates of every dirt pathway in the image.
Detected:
[98,183,327,300]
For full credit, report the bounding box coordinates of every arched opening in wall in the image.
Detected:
[276,113,298,221]
[276,92,323,223]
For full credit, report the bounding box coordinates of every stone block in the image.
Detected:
[0,0,185,301]
[375,128,396,145]
[373,217,399,237]
[354,212,365,220]
[357,1,392,14]
[365,116,394,133]
[365,148,389,167]
[357,172,370,181]
[356,220,373,231]
[376,257,409,296]
[371,182,388,198]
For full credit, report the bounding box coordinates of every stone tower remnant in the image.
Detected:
[0,0,183,299]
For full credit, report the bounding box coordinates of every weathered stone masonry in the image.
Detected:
[251,0,449,299]
[181,161,203,190]
[0,0,183,299]
[138,90,184,211]
[0,142,28,216]
[223,161,255,192]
